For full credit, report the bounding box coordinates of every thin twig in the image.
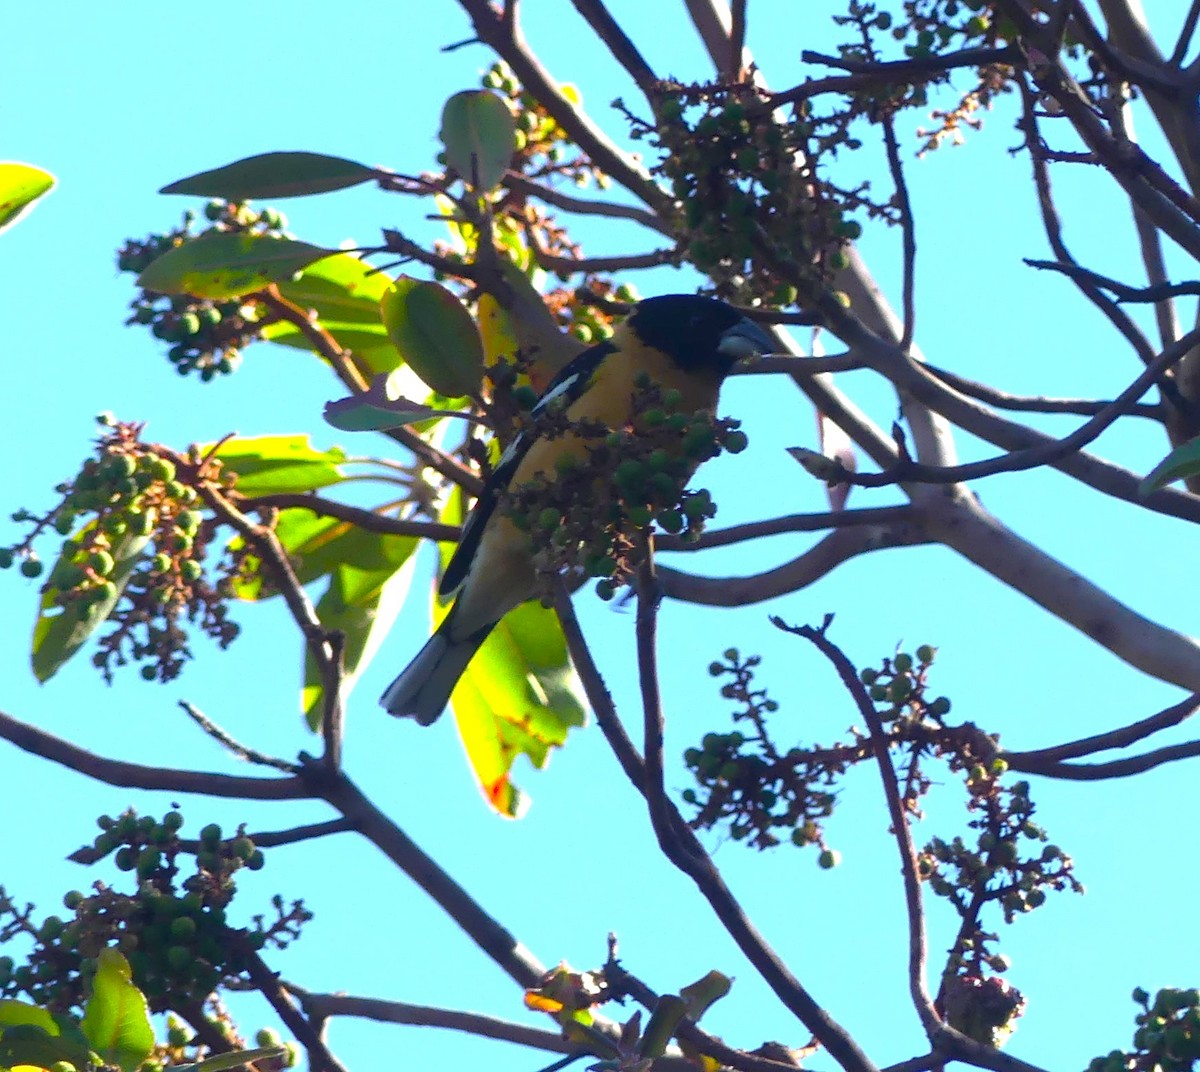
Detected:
[655,505,916,551]
[504,172,668,233]
[1002,693,1200,764]
[178,702,302,772]
[880,114,916,352]
[240,947,350,1072]
[921,364,1161,420]
[777,619,939,1036]
[1171,0,1200,65]
[823,325,1200,489]
[284,987,579,1054]
[245,493,461,543]
[570,0,660,102]
[0,707,309,800]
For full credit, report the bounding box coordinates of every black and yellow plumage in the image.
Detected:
[381,294,775,725]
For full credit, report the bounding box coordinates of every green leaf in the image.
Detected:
[639,995,688,1059]
[1140,435,1200,496]
[0,162,55,235]
[232,509,419,602]
[212,434,348,496]
[172,1046,290,1072]
[324,374,467,432]
[161,151,377,199]
[137,232,335,300]
[679,971,732,1021]
[0,1022,93,1072]
[0,1000,57,1034]
[439,90,516,192]
[263,319,403,378]
[302,545,418,731]
[263,253,404,376]
[32,528,151,683]
[79,949,154,1072]
[380,277,483,397]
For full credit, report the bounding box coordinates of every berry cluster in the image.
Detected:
[502,375,746,597]
[118,201,288,380]
[920,777,1081,925]
[2,416,240,682]
[684,648,847,854]
[859,645,952,721]
[481,60,607,189]
[0,808,308,1017]
[636,85,875,307]
[1089,988,1200,1072]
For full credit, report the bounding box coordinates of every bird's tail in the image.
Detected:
[380,615,493,726]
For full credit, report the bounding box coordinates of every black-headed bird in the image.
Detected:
[381,294,775,725]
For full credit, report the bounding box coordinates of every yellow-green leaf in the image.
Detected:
[79,950,154,1072]
[439,90,516,191]
[212,434,348,495]
[302,548,418,730]
[380,276,483,397]
[161,151,377,199]
[0,162,55,235]
[137,232,335,300]
[32,528,151,683]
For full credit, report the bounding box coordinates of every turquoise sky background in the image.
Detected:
[3,3,1198,1071]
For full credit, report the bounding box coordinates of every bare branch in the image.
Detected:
[0,707,309,800]
[779,620,939,1036]
[285,987,577,1054]
[822,324,1200,489]
[178,701,301,773]
[655,506,917,552]
[558,580,880,1072]
[569,0,660,102]
[1003,693,1200,765]
[504,172,669,233]
[456,0,667,209]
[659,521,932,606]
[1171,0,1200,64]
[241,947,350,1072]
[245,493,461,543]
[1005,739,1200,779]
[921,364,1161,421]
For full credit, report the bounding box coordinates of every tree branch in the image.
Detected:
[245,493,461,543]
[1002,693,1200,764]
[780,621,939,1036]
[0,707,310,800]
[659,521,931,606]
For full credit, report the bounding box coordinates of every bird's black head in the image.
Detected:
[627,295,775,377]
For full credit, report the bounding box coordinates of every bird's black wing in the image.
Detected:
[438,339,616,596]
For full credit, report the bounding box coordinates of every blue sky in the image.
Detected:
[3,3,1198,1071]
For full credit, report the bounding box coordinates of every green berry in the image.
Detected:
[20,557,43,579]
[818,849,841,869]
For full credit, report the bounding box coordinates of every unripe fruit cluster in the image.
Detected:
[648,85,864,307]
[1092,987,1200,1072]
[503,375,744,596]
[857,645,951,723]
[118,202,287,381]
[2,417,241,683]
[480,60,607,190]
[0,808,299,1019]
[682,648,842,858]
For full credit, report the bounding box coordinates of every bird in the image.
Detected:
[381,293,776,725]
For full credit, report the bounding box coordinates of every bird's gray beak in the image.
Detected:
[718,317,777,360]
